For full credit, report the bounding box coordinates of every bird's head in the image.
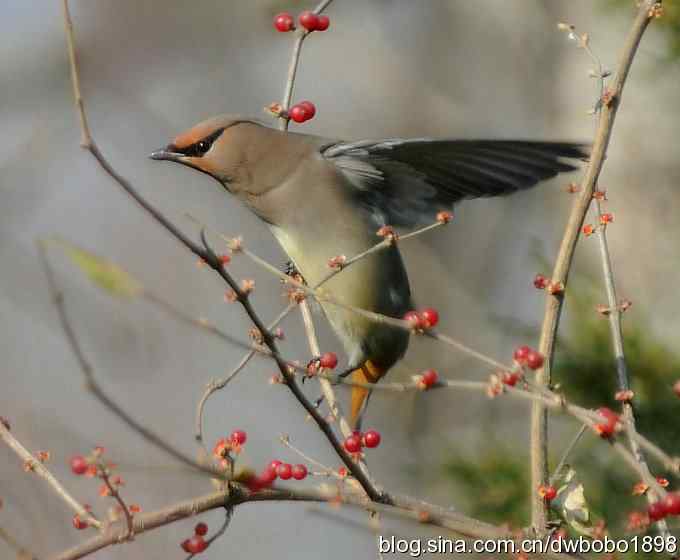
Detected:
[149,114,265,192]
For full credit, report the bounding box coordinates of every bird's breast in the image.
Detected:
[269,220,411,367]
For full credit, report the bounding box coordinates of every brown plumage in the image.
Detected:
[151,115,586,427]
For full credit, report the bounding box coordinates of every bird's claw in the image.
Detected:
[283,260,306,284]
[303,356,321,382]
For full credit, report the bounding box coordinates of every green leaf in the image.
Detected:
[46,238,142,298]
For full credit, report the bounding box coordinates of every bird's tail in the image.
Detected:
[350,360,385,429]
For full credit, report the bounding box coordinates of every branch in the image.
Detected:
[530,0,660,534]
[591,53,672,554]
[61,0,382,503]
[37,240,222,478]
[0,420,101,530]
[0,526,38,560]
[278,0,335,131]
[51,484,579,560]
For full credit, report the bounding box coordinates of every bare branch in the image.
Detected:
[61,0,382,503]
[51,484,578,560]
[531,0,660,534]
[37,240,222,478]
[0,421,101,530]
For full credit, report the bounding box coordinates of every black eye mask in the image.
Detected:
[174,127,226,158]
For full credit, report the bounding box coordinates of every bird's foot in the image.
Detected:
[283,260,306,284]
[303,356,321,383]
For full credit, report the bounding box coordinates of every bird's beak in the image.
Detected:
[149,146,183,161]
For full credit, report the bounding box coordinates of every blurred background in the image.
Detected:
[2,0,680,557]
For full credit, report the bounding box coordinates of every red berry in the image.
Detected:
[277,463,293,480]
[501,371,521,386]
[291,464,308,480]
[594,407,619,438]
[419,307,439,329]
[259,466,278,485]
[539,484,557,501]
[70,455,88,476]
[526,350,545,370]
[403,310,423,329]
[299,11,319,31]
[268,459,283,471]
[289,104,309,123]
[420,369,439,388]
[664,492,680,516]
[319,352,338,369]
[513,345,531,363]
[230,429,247,445]
[274,12,295,32]
[72,514,88,530]
[344,434,362,453]
[648,501,668,521]
[533,274,548,290]
[316,15,330,31]
[194,522,208,536]
[298,100,316,119]
[363,430,381,448]
[183,535,208,554]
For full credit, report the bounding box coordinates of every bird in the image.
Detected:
[150,115,586,428]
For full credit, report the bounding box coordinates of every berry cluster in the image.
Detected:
[247,461,309,491]
[648,492,680,522]
[343,429,381,455]
[512,345,544,371]
[274,11,330,33]
[69,447,140,531]
[288,100,316,123]
[403,307,440,330]
[181,522,210,554]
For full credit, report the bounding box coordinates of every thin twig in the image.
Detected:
[280,434,336,475]
[187,216,450,455]
[0,526,38,560]
[592,90,672,552]
[0,421,101,529]
[100,469,134,539]
[278,0,336,131]
[185,508,232,560]
[37,240,222,478]
[549,425,588,485]
[530,0,659,534]
[61,0,382,503]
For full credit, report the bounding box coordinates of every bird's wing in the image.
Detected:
[321,139,588,227]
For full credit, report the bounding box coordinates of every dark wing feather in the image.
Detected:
[322,139,588,227]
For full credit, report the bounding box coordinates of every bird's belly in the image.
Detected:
[269,224,411,367]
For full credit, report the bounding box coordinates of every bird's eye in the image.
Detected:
[197,140,209,153]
